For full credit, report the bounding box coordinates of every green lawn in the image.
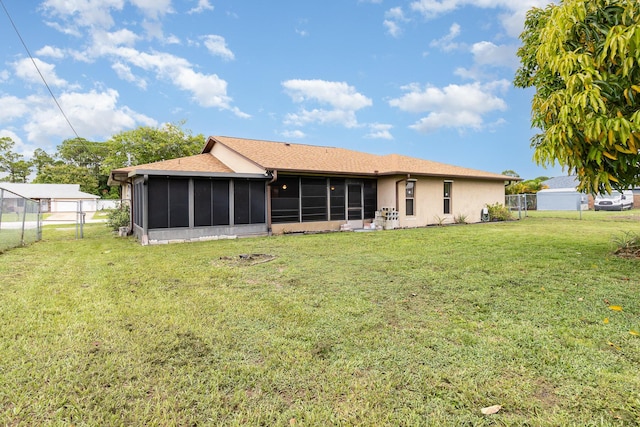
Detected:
[1,214,639,426]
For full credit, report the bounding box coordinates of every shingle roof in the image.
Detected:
[111,153,234,175]
[207,136,510,180]
[542,175,580,190]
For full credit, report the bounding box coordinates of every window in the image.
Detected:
[444,181,452,214]
[405,180,415,216]
[271,177,300,223]
[301,177,328,222]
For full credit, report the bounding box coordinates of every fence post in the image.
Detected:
[0,189,3,230]
[20,202,27,246]
[37,200,42,241]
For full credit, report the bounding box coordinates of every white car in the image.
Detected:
[594,190,634,211]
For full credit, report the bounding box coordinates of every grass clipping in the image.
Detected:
[217,253,277,266]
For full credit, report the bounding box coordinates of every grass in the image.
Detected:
[1,213,639,425]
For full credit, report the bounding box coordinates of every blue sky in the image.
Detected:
[0,0,562,179]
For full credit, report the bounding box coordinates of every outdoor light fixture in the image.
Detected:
[282,184,288,190]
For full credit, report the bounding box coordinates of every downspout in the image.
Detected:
[395,174,410,212]
[267,170,278,235]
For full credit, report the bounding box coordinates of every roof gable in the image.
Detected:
[206,136,511,180]
[111,153,234,175]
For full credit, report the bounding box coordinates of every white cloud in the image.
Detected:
[0,129,24,145]
[383,20,402,38]
[42,0,125,30]
[365,123,394,140]
[202,35,235,61]
[0,70,9,83]
[13,58,71,88]
[111,62,147,89]
[0,96,29,122]
[470,41,518,68]
[454,41,518,79]
[21,89,157,142]
[281,130,306,139]
[430,23,462,52]
[384,7,408,37]
[410,0,555,37]
[284,109,361,129]
[282,79,372,129]
[35,46,66,59]
[188,0,214,14]
[129,0,173,20]
[388,80,509,133]
[283,80,372,111]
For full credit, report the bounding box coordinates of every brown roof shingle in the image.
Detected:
[112,153,234,174]
[207,136,510,180]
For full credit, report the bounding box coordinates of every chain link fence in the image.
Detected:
[505,193,537,218]
[0,188,42,252]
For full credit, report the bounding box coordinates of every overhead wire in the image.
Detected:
[0,0,82,141]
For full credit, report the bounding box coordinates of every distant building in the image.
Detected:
[0,183,99,212]
[537,176,591,211]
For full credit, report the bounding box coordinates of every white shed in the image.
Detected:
[537,188,588,211]
[0,183,99,212]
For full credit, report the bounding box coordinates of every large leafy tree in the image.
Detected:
[0,136,33,183]
[33,163,99,194]
[101,121,204,174]
[515,0,640,194]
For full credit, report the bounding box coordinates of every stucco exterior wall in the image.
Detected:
[383,176,505,227]
[376,177,399,210]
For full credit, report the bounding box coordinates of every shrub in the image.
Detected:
[454,213,468,224]
[612,231,640,258]
[486,203,513,222]
[106,203,130,231]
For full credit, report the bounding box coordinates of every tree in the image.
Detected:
[0,136,32,183]
[56,138,111,196]
[515,0,640,194]
[101,121,204,174]
[32,148,55,175]
[33,163,99,194]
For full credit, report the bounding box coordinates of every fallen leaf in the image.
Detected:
[604,298,611,305]
[481,405,502,415]
[604,318,609,324]
[289,419,296,426]
[607,341,621,350]
[540,287,545,291]
[578,297,584,302]
[609,305,623,312]
[630,330,639,336]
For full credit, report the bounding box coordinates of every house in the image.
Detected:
[108,136,513,244]
[538,175,593,210]
[0,183,100,213]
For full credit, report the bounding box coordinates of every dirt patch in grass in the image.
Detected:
[217,253,277,266]
[613,248,640,259]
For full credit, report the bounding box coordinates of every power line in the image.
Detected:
[0,0,82,141]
